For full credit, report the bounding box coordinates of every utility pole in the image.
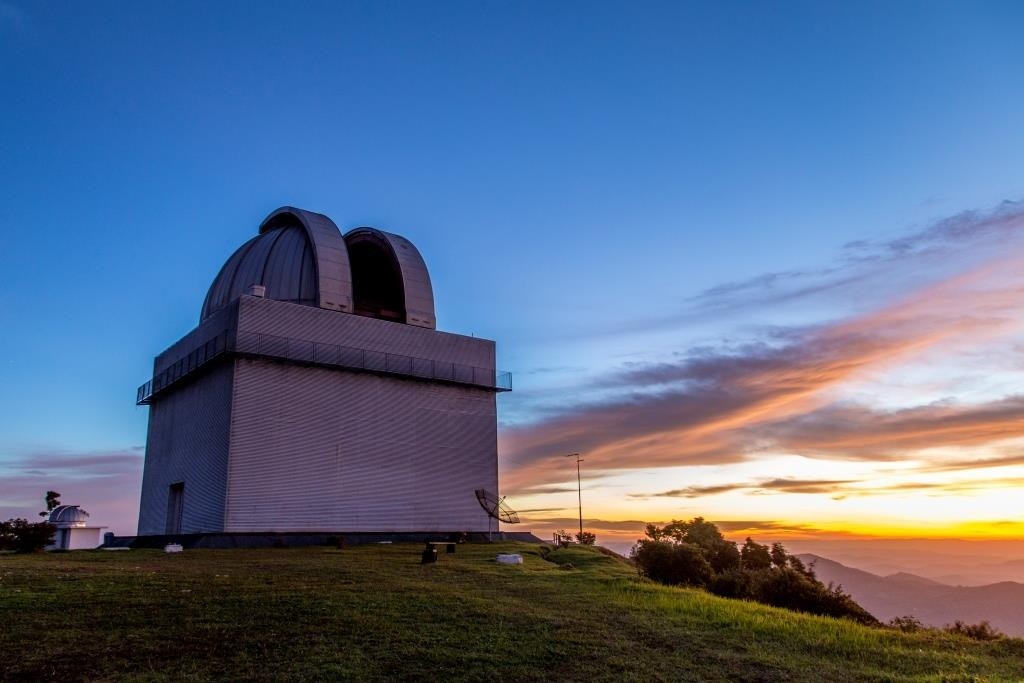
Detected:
[565,452,583,537]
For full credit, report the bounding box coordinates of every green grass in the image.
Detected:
[1,543,1022,681]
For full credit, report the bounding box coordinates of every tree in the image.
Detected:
[0,518,55,553]
[632,518,876,625]
[740,538,772,570]
[575,531,596,545]
[632,540,713,587]
[644,518,740,573]
[787,554,815,579]
[39,490,61,518]
[770,542,788,569]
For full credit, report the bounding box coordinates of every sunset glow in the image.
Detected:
[3,1,1024,587]
[501,203,1024,552]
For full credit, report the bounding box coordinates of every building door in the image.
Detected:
[166,482,184,534]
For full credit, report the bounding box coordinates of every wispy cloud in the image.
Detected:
[631,478,857,498]
[502,200,1024,493]
[0,448,143,534]
[629,476,1024,501]
[689,199,1024,315]
[753,397,1024,460]
[918,452,1024,473]
[514,484,581,495]
[711,520,824,534]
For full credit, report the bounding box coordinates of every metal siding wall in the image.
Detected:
[154,302,238,375]
[225,358,498,532]
[237,297,494,369]
[137,362,235,535]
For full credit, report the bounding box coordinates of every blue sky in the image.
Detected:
[2,2,1024,546]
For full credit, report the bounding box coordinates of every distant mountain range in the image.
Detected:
[799,554,1024,637]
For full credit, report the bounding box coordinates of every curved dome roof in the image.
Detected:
[201,207,435,329]
[346,228,435,329]
[48,505,89,525]
[202,224,318,320]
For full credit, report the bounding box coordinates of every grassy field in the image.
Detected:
[1,542,1022,682]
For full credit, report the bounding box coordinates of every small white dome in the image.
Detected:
[48,505,90,526]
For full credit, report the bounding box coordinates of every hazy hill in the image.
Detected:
[2,544,1023,681]
[801,553,1024,636]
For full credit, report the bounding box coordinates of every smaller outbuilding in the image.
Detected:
[46,505,105,550]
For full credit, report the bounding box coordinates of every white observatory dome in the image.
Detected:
[48,505,90,527]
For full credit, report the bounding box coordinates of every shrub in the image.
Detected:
[0,518,56,553]
[947,620,1004,641]
[633,517,877,625]
[576,531,597,546]
[889,615,925,632]
[632,540,713,587]
[748,569,877,625]
[787,554,815,579]
[709,568,754,599]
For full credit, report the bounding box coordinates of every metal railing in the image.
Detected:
[137,329,511,404]
[137,331,231,404]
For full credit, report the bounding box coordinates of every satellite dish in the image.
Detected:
[475,489,520,524]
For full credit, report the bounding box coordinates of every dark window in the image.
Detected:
[166,482,184,534]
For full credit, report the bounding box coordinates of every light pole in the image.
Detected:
[565,452,583,537]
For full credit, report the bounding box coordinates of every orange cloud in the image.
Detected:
[501,206,1024,494]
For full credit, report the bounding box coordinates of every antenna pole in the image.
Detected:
[565,453,583,538]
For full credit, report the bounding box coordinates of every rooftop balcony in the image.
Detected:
[136,329,511,405]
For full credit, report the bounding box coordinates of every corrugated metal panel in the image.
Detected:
[137,362,235,535]
[344,227,436,329]
[264,225,308,304]
[237,296,493,368]
[230,226,286,301]
[259,206,353,314]
[155,301,238,376]
[201,235,259,321]
[200,208,439,331]
[378,230,436,329]
[225,358,497,532]
[201,226,319,321]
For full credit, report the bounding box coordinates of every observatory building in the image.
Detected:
[136,207,510,538]
[46,505,105,550]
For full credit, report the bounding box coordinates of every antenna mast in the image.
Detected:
[565,452,583,537]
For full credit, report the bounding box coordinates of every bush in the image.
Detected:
[947,620,1004,641]
[889,615,925,632]
[709,568,754,599]
[633,517,877,625]
[576,531,597,546]
[632,540,713,587]
[748,569,877,625]
[0,518,56,553]
[645,517,740,573]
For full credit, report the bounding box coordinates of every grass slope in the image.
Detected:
[2,542,1022,681]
